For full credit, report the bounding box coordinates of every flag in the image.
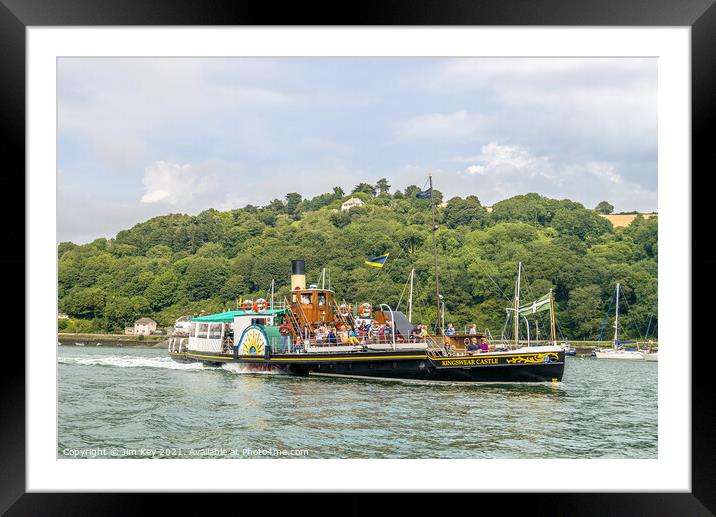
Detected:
[365,253,389,268]
[415,188,432,199]
[518,293,551,316]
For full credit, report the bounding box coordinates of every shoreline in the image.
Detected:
[58,333,168,348]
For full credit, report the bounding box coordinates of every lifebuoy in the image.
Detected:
[254,298,268,313]
[339,303,350,317]
[242,299,254,312]
[359,303,372,318]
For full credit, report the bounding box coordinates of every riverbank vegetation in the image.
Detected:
[58,184,657,340]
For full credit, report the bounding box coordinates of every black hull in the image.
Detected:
[170,349,566,383]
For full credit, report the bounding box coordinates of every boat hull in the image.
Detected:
[170,348,566,383]
[594,350,644,360]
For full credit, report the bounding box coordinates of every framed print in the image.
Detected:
[4,0,713,514]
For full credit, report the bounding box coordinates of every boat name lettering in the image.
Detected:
[440,358,499,366]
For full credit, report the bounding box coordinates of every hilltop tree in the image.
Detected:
[376,178,391,195]
[595,201,615,214]
[285,192,303,218]
[351,182,376,197]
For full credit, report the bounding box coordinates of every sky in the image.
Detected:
[57,57,657,244]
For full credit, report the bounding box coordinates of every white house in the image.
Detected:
[174,315,193,335]
[133,317,157,336]
[340,197,364,211]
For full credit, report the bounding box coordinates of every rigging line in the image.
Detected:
[394,271,411,312]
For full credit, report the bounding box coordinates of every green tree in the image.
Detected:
[351,182,376,197]
[595,200,615,214]
[181,258,230,301]
[376,178,391,195]
[443,196,489,229]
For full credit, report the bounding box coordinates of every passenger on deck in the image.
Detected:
[480,337,490,353]
[347,329,360,345]
[326,327,338,344]
[294,336,303,353]
[314,326,324,345]
[279,321,291,349]
[419,324,429,338]
[301,324,311,344]
[466,337,480,355]
[384,321,393,339]
[409,324,421,341]
[445,323,456,336]
[467,324,477,335]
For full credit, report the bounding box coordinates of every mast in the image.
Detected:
[549,288,557,345]
[613,282,621,346]
[321,268,326,290]
[408,268,415,323]
[428,173,441,334]
[270,279,275,310]
[514,261,522,347]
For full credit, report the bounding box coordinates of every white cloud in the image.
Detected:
[395,110,484,141]
[418,142,655,212]
[140,161,215,205]
[464,143,552,179]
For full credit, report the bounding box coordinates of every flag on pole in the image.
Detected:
[365,253,389,268]
[415,188,432,199]
[518,293,551,316]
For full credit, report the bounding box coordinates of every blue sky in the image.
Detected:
[58,57,657,243]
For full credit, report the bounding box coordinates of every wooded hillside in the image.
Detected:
[58,183,658,340]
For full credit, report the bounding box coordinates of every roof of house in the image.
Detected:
[135,317,156,324]
[342,197,364,204]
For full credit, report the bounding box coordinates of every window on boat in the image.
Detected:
[209,323,222,339]
[188,322,196,336]
[301,294,311,304]
[197,323,209,339]
[318,293,326,306]
[251,318,267,326]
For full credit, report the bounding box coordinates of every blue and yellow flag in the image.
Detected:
[365,253,389,268]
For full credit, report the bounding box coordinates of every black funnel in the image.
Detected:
[291,260,305,275]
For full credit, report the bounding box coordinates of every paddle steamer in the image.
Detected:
[168,175,565,382]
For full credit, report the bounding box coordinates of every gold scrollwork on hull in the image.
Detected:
[506,352,559,364]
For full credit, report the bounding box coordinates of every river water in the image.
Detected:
[58,346,657,459]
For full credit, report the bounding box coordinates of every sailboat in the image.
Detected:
[593,283,643,360]
[498,262,566,351]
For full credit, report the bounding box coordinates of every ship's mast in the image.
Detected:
[549,288,557,345]
[514,261,522,347]
[613,282,621,346]
[428,173,441,334]
[408,268,415,324]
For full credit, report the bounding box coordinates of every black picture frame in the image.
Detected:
[3,0,712,514]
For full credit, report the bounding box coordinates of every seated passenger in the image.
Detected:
[346,330,360,345]
[419,324,429,338]
[445,323,456,336]
[410,325,421,341]
[479,337,490,353]
[466,337,480,355]
[467,325,477,335]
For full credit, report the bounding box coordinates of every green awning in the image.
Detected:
[192,308,287,323]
